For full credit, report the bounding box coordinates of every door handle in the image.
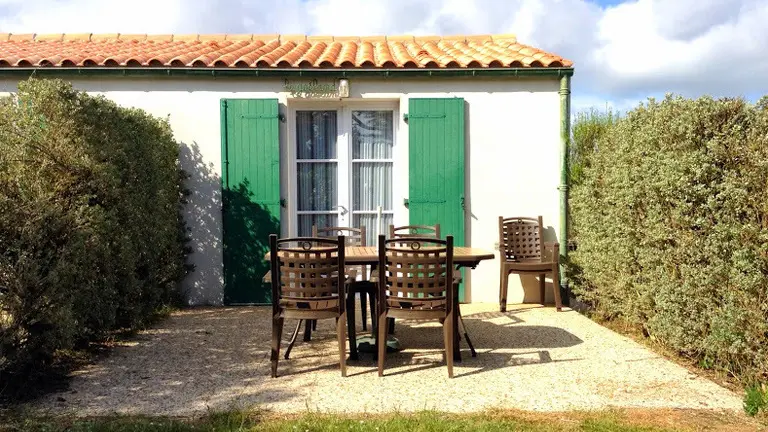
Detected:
[334,205,348,216]
[461,196,465,210]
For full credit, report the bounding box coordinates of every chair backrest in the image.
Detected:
[389,224,441,239]
[268,234,346,315]
[377,234,454,315]
[312,225,366,246]
[498,216,543,262]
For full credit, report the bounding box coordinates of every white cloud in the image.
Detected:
[651,0,743,41]
[593,0,768,97]
[0,0,766,109]
[0,0,187,33]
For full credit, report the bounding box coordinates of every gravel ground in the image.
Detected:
[30,304,743,416]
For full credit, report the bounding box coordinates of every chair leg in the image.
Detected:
[337,312,347,377]
[360,291,368,331]
[539,273,546,306]
[312,319,317,331]
[552,265,563,312]
[387,317,395,335]
[377,313,388,377]
[284,319,303,360]
[443,311,454,378]
[271,317,284,378]
[500,269,509,312]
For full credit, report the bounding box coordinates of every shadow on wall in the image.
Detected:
[520,224,560,304]
[221,180,279,305]
[178,142,224,306]
[178,142,279,306]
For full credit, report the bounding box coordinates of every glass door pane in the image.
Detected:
[351,110,394,245]
[296,110,339,236]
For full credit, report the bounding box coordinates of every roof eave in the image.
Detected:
[0,66,575,79]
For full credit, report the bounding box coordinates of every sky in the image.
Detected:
[0,0,767,114]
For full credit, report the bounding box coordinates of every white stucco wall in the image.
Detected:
[0,76,563,306]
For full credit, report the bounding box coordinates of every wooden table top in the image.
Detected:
[264,245,495,266]
[343,246,495,265]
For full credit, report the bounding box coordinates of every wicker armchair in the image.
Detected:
[498,216,562,312]
[387,223,476,357]
[313,226,375,332]
[389,224,441,239]
[376,234,455,377]
[268,234,348,377]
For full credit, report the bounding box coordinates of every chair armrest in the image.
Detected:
[542,242,560,263]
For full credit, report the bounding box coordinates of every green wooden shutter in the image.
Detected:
[407,97,467,301]
[221,98,281,305]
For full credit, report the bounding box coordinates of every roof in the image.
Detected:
[0,33,573,70]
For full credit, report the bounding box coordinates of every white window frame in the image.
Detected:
[286,100,399,238]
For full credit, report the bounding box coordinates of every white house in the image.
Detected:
[0,33,573,307]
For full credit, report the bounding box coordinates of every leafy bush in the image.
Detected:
[569,95,768,394]
[744,383,768,417]
[569,108,618,187]
[0,79,192,398]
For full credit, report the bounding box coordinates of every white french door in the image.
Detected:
[295,110,340,234]
[292,103,395,245]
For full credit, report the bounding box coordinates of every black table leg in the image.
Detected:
[453,265,463,362]
[346,291,359,361]
[453,307,462,362]
[284,319,303,359]
[459,312,477,357]
[303,319,312,341]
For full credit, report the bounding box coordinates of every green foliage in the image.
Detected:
[745,383,768,417]
[570,108,619,187]
[0,78,192,399]
[568,94,768,413]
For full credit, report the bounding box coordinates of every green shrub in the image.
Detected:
[744,383,768,417]
[0,78,192,398]
[569,107,618,187]
[569,94,768,395]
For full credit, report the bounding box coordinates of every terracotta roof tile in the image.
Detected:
[0,33,572,69]
[8,33,35,42]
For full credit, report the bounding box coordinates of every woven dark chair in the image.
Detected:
[266,227,370,360]
[376,234,455,377]
[386,223,475,357]
[498,216,562,312]
[383,224,441,334]
[268,234,348,377]
[389,224,441,239]
[314,226,376,332]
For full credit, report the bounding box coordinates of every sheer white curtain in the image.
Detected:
[351,111,393,245]
[296,110,337,236]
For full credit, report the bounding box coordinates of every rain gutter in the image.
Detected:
[0,67,575,79]
[558,73,572,303]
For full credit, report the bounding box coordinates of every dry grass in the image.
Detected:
[1,407,764,432]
